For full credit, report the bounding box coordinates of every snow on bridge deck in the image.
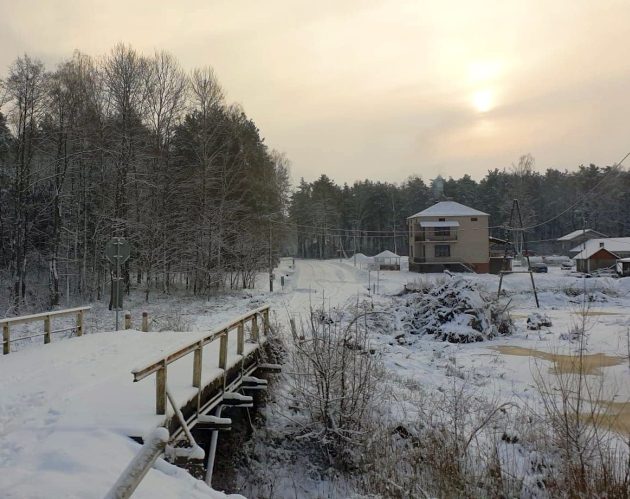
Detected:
[0,309,266,499]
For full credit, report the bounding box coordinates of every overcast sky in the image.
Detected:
[1,0,629,185]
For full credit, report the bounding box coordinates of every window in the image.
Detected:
[599,242,605,248]
[471,217,478,221]
[435,245,450,257]
[434,228,450,237]
[438,218,446,221]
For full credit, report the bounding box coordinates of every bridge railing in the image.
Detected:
[1,306,90,355]
[131,305,270,415]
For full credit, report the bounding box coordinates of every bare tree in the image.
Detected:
[4,55,48,309]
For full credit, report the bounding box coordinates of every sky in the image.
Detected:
[1,0,630,185]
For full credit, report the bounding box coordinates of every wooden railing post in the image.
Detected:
[251,315,259,341]
[219,332,228,370]
[76,310,84,336]
[156,362,167,415]
[142,312,149,332]
[263,309,270,335]
[44,316,51,344]
[125,313,132,330]
[192,341,203,388]
[3,323,9,355]
[237,321,244,355]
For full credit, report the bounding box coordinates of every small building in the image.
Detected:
[408,201,490,273]
[572,238,630,273]
[557,229,607,256]
[616,258,630,277]
[374,250,400,270]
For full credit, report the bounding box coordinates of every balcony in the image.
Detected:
[414,231,458,242]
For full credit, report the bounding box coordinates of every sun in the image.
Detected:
[472,89,493,113]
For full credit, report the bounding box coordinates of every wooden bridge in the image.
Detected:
[0,304,278,497]
[129,304,276,440]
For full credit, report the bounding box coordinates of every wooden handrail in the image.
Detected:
[0,306,91,326]
[131,305,270,415]
[105,428,169,499]
[2,306,90,355]
[131,305,269,381]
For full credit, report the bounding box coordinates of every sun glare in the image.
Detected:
[467,61,502,84]
[472,89,493,113]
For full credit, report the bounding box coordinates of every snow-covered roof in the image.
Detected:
[351,253,373,263]
[571,238,630,260]
[618,257,630,263]
[375,250,400,259]
[419,221,460,228]
[407,201,489,218]
[557,229,607,241]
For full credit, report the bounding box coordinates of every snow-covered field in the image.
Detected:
[277,259,630,406]
[1,258,629,498]
[247,258,630,496]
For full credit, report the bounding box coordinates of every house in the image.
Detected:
[407,201,490,273]
[374,250,400,270]
[557,229,607,256]
[571,238,630,273]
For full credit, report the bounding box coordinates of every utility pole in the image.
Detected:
[269,222,273,292]
[497,199,539,308]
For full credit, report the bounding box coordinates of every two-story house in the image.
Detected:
[408,201,490,273]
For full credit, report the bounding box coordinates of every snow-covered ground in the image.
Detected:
[299,259,630,409]
[2,258,629,498]
[245,258,630,496]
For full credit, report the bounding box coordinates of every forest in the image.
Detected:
[0,45,289,313]
[289,154,630,259]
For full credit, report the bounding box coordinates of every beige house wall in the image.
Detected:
[408,215,489,265]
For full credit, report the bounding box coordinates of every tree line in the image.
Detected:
[0,45,289,313]
[289,155,630,258]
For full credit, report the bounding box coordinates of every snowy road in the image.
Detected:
[272,257,413,318]
[283,258,369,311]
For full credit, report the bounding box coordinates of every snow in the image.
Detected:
[248,260,630,496]
[3,257,630,498]
[374,249,399,259]
[394,276,514,343]
[350,252,371,263]
[0,297,266,498]
[0,427,243,499]
[408,201,489,218]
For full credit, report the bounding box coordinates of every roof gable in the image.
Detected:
[375,250,399,258]
[589,248,619,260]
[572,237,630,259]
[408,201,489,218]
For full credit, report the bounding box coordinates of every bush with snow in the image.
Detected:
[397,276,514,343]
[526,312,552,330]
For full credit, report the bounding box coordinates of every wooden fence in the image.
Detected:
[131,305,270,415]
[1,306,91,355]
